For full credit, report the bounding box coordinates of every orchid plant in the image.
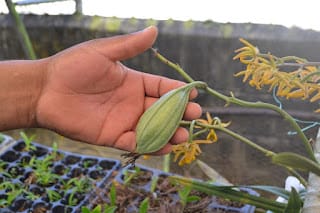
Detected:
[151,39,320,212]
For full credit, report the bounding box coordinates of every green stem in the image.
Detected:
[163,154,170,173]
[279,56,308,63]
[216,126,275,157]
[301,70,320,82]
[183,120,275,157]
[207,91,316,162]
[152,48,193,82]
[181,119,308,186]
[5,0,37,59]
[287,167,308,187]
[154,48,316,162]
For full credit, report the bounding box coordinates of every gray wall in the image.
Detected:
[1,14,320,185]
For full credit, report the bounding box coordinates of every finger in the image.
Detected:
[142,73,198,99]
[144,97,158,110]
[169,127,189,145]
[184,102,202,120]
[88,26,158,61]
[152,144,173,155]
[112,131,137,152]
[142,73,184,97]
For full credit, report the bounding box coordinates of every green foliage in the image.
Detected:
[123,166,141,185]
[20,132,36,151]
[272,152,320,176]
[109,182,117,207]
[0,133,4,143]
[104,206,117,213]
[150,176,158,193]
[51,142,59,160]
[172,176,287,212]
[29,155,60,186]
[0,160,7,173]
[139,198,150,213]
[68,191,79,206]
[178,185,200,207]
[152,45,320,210]
[83,159,95,169]
[81,204,117,213]
[0,181,23,207]
[46,189,62,202]
[284,187,303,213]
[81,206,93,213]
[80,182,117,213]
[63,177,93,193]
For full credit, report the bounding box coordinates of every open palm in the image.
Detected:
[36,27,201,154]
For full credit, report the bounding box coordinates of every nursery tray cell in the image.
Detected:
[0,135,258,212]
[0,138,121,213]
[88,164,258,213]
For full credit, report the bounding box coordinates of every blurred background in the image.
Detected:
[1,0,320,187]
[1,0,320,31]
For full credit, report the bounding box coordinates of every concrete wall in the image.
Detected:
[1,14,320,185]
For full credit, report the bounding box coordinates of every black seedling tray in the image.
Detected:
[0,136,258,213]
[89,164,258,213]
[0,139,121,213]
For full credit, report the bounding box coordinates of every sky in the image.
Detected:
[1,0,320,31]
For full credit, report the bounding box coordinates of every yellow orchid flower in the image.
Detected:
[172,113,231,166]
[172,140,213,166]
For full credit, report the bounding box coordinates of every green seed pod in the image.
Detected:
[135,81,207,154]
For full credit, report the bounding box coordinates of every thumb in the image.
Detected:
[89,26,158,61]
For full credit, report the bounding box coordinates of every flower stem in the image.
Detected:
[151,48,194,82]
[183,120,275,157]
[301,70,320,82]
[153,48,316,162]
[206,89,316,162]
[216,126,275,157]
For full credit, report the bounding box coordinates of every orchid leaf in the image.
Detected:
[284,187,303,213]
[272,152,320,176]
[171,176,286,212]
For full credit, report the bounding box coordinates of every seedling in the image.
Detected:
[20,132,36,151]
[0,181,23,207]
[82,159,96,169]
[68,190,79,206]
[123,166,141,185]
[177,184,201,208]
[0,160,7,172]
[51,142,59,160]
[81,205,100,213]
[81,205,117,213]
[63,177,93,193]
[36,171,60,186]
[109,182,117,207]
[150,176,158,193]
[28,156,60,186]
[138,197,150,213]
[0,133,4,143]
[46,189,62,202]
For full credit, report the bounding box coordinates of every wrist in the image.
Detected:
[0,59,47,130]
[28,59,48,128]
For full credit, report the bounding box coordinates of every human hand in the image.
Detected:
[36,26,202,154]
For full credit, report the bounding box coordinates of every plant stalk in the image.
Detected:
[5,0,37,59]
[153,48,316,162]
[163,154,170,173]
[215,125,275,157]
